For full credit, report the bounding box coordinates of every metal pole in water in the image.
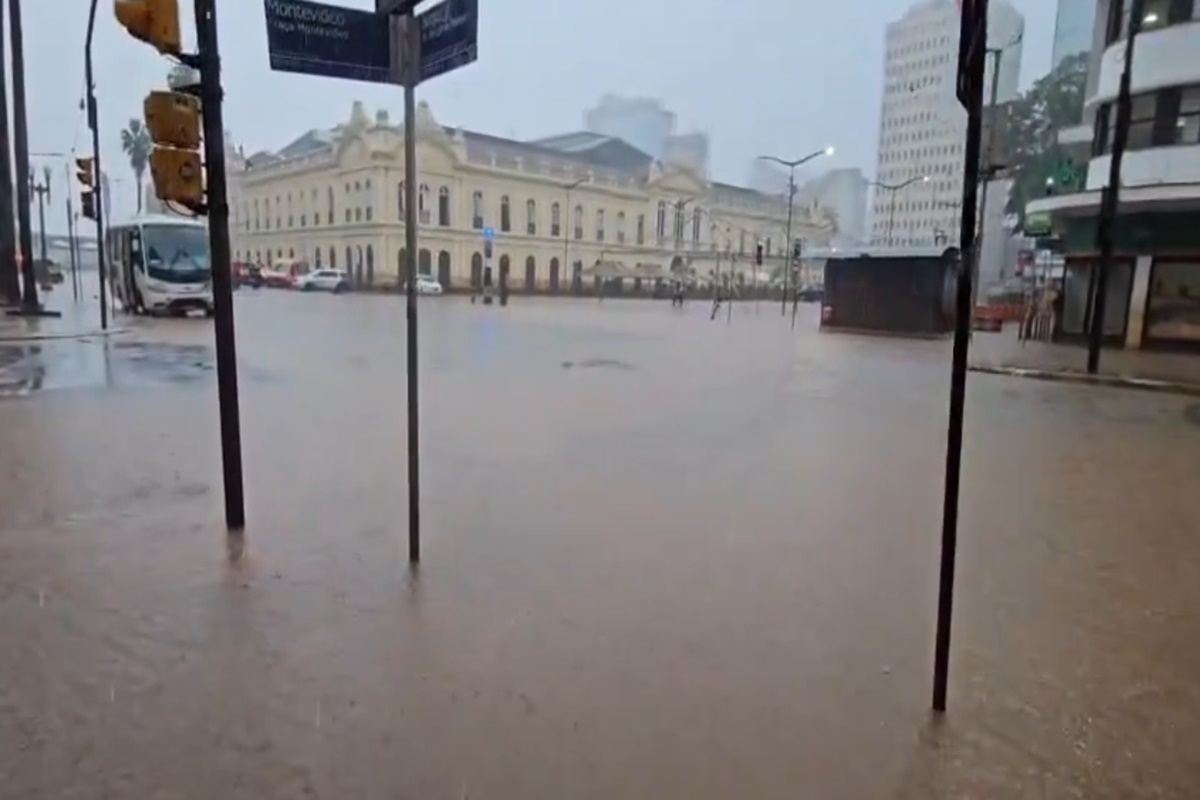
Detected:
[194,0,247,532]
[402,11,422,564]
[932,0,988,714]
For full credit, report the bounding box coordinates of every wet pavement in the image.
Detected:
[2,291,1199,798]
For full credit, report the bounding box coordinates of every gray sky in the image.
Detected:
[19,0,1053,234]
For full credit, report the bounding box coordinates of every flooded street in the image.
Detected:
[3,293,1199,798]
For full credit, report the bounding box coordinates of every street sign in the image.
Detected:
[263,0,395,84]
[483,226,494,240]
[417,0,478,82]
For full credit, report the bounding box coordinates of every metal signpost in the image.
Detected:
[263,0,479,564]
[932,0,988,714]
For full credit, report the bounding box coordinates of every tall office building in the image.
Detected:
[796,168,870,247]
[870,0,1024,249]
[1051,0,1098,69]
[583,95,676,162]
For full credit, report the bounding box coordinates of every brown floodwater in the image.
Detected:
[2,293,1199,798]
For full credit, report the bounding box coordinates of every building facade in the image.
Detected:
[1026,0,1200,350]
[228,101,836,292]
[871,0,1024,249]
[1052,0,1099,69]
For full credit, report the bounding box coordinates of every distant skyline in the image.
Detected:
[15,0,1054,235]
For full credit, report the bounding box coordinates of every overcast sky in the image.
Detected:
[17,0,1054,233]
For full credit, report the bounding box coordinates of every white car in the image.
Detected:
[410,275,443,295]
[295,269,351,294]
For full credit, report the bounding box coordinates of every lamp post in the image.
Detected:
[870,175,929,247]
[561,176,587,294]
[757,147,834,315]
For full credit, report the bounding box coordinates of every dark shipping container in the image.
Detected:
[820,250,959,338]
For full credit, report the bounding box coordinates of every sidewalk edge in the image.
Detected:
[969,364,1200,398]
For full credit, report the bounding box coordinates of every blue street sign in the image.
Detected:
[418,0,478,82]
[483,226,494,241]
[263,0,394,84]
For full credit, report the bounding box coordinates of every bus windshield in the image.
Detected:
[141,224,210,283]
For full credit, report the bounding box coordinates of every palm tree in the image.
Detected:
[120,119,152,213]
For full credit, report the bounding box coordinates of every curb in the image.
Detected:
[969,364,1200,398]
[0,328,129,344]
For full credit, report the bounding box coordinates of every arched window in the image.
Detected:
[616,211,626,244]
[673,204,684,242]
[573,204,583,240]
[326,187,334,224]
[472,191,484,229]
[525,199,536,235]
[500,195,511,232]
[329,247,335,268]
[595,209,605,242]
[418,184,430,224]
[636,214,645,245]
[655,201,666,241]
[438,186,450,226]
[550,202,561,237]
[692,208,702,243]
[397,181,405,215]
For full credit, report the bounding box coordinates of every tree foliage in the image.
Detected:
[996,52,1089,229]
[120,119,152,213]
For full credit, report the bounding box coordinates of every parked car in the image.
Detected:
[295,269,351,293]
[404,275,444,295]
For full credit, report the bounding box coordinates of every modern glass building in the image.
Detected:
[1051,0,1098,69]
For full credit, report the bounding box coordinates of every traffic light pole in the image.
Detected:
[191,0,246,532]
[402,11,421,564]
[84,0,108,330]
[66,195,79,301]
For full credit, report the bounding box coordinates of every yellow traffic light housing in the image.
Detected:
[144,90,201,150]
[75,156,95,187]
[113,0,181,56]
[149,147,204,211]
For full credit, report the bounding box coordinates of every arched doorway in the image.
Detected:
[355,246,364,286]
[572,260,583,294]
[365,245,375,287]
[344,246,352,283]
[524,256,536,293]
[418,248,432,277]
[397,248,406,290]
[470,252,483,289]
[499,254,511,295]
[549,257,560,294]
[437,250,451,290]
[329,246,336,269]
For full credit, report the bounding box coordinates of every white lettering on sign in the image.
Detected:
[265,0,346,26]
[265,0,352,41]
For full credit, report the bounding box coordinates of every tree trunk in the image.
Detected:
[136,173,143,213]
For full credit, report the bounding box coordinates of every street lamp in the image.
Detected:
[870,174,929,247]
[757,146,834,314]
[562,176,587,293]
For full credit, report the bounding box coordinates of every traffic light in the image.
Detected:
[144,90,205,212]
[114,0,181,56]
[76,157,97,220]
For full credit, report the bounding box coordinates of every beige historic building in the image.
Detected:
[228,101,837,291]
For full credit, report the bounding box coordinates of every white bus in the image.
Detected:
[106,214,214,317]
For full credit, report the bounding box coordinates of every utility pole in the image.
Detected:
[0,0,18,305]
[7,0,45,314]
[758,147,834,316]
[30,166,49,268]
[974,34,1021,313]
[1088,0,1144,373]
[66,194,79,301]
[401,9,421,563]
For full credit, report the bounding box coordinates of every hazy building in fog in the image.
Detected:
[796,168,869,247]
[582,95,710,174]
[1050,0,1097,69]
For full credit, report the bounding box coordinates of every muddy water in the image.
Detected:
[2,294,1199,798]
